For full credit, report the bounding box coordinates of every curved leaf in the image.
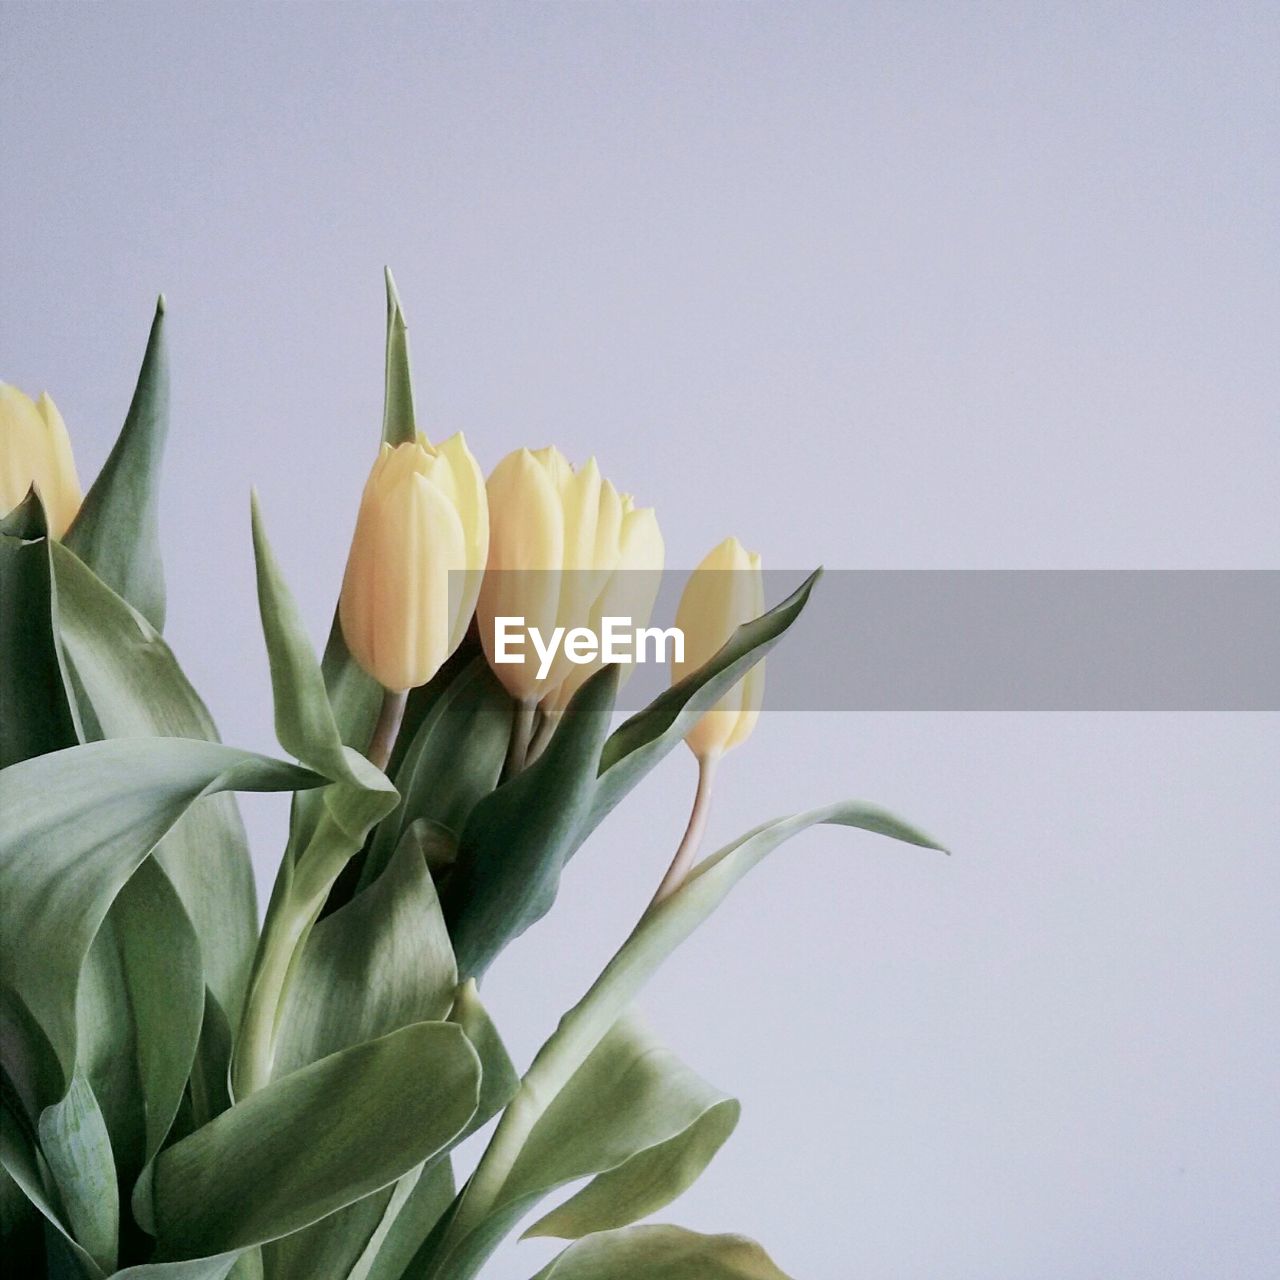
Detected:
[272,824,457,1079]
[443,664,620,979]
[520,1017,738,1240]
[65,298,169,631]
[422,1017,735,1280]
[0,738,320,1106]
[149,1023,479,1260]
[529,1225,793,1280]
[428,802,942,1279]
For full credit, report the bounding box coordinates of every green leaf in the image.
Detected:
[0,1101,103,1278]
[272,822,457,1078]
[588,571,820,833]
[365,986,514,1280]
[449,981,519,1140]
[51,540,259,1032]
[443,665,620,979]
[65,298,170,631]
[421,1018,735,1280]
[0,496,80,767]
[76,858,203,1189]
[426,802,942,1279]
[359,658,511,891]
[313,266,420,763]
[0,738,320,1107]
[521,1020,738,1240]
[37,1073,119,1272]
[250,493,396,837]
[382,267,416,448]
[529,1225,794,1280]
[149,1023,480,1260]
[543,803,945,1085]
[113,1258,240,1279]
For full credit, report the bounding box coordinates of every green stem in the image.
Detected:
[502,698,537,780]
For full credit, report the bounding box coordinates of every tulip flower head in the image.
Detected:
[339,432,489,692]
[672,536,765,759]
[478,446,664,706]
[0,383,83,537]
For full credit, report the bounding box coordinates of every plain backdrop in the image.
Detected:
[3,4,1277,1277]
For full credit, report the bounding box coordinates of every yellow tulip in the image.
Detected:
[477,447,664,705]
[339,432,489,692]
[0,383,83,538]
[672,536,765,759]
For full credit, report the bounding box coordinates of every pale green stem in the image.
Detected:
[503,698,537,779]
[524,707,560,765]
[649,751,719,908]
[367,687,408,771]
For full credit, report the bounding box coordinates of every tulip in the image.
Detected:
[477,447,664,708]
[339,432,489,694]
[649,537,764,906]
[672,536,765,760]
[0,383,83,537]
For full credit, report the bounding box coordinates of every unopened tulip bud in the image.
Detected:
[339,432,489,692]
[672,536,765,759]
[0,383,83,537]
[478,447,663,706]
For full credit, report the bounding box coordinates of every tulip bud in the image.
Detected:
[0,383,83,538]
[478,447,664,705]
[672,536,765,758]
[339,432,489,692]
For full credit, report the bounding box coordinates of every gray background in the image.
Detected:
[4,3,1277,1277]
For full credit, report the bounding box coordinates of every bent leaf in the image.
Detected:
[529,1225,793,1280]
[150,1023,480,1260]
[0,738,320,1105]
[65,298,170,631]
[423,1018,736,1280]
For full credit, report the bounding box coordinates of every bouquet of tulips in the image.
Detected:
[0,275,942,1280]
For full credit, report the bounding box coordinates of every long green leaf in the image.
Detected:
[65,298,169,631]
[315,266,419,760]
[51,541,259,1032]
[443,665,620,979]
[529,1225,793,1280]
[37,1073,119,1272]
[76,858,203,1190]
[0,738,320,1107]
[429,802,942,1279]
[148,1023,479,1260]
